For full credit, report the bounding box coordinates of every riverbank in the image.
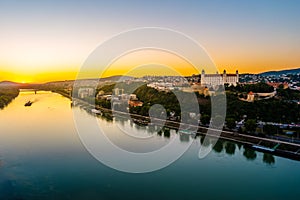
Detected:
[51,89,72,100]
[2,89,300,199]
[0,86,19,109]
[72,97,300,161]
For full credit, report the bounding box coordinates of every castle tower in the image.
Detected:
[223,69,227,83]
[201,69,205,85]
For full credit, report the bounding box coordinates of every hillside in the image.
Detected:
[0,81,19,86]
[259,68,300,76]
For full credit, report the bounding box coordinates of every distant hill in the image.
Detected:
[0,76,134,88]
[0,81,43,89]
[98,75,134,82]
[259,68,300,76]
[0,81,20,86]
[47,75,134,83]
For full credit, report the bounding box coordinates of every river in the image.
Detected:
[0,90,299,199]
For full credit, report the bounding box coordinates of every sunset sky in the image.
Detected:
[0,0,300,83]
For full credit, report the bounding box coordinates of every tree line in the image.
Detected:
[94,82,300,134]
[0,86,19,109]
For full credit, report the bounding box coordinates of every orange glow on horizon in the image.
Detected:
[1,58,299,83]
[2,63,300,83]
[0,69,78,83]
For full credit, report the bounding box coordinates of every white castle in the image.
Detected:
[200,69,239,87]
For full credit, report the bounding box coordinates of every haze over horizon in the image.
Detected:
[1,0,300,83]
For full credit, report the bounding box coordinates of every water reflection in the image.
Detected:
[263,153,275,165]
[243,148,257,160]
[0,91,298,199]
[0,180,18,200]
[225,142,236,155]
[213,140,224,153]
[147,124,156,133]
[76,103,278,165]
[179,132,190,142]
[237,143,242,150]
[200,135,210,147]
[75,102,197,142]
[163,128,170,138]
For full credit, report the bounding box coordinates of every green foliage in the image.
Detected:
[226,118,236,129]
[225,92,300,124]
[132,85,181,117]
[96,82,146,95]
[200,114,211,125]
[263,124,278,135]
[244,119,257,133]
[227,82,274,93]
[0,86,19,109]
[276,87,300,100]
[95,99,111,109]
[211,115,224,128]
[96,83,116,94]
[94,81,300,128]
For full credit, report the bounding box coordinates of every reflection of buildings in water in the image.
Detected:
[78,87,94,98]
[114,115,126,125]
[156,127,171,138]
[179,132,190,142]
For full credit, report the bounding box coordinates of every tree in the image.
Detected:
[211,115,224,128]
[226,118,236,130]
[244,119,257,133]
[263,124,278,135]
[0,86,19,109]
[200,114,211,125]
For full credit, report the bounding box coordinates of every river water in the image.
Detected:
[0,90,299,199]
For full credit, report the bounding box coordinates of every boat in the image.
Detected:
[91,108,101,114]
[251,145,275,152]
[251,142,280,153]
[179,129,196,136]
[24,101,33,107]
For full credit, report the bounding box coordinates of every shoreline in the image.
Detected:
[71,97,300,161]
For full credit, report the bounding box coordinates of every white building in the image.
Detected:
[113,88,124,96]
[78,87,94,98]
[200,69,239,87]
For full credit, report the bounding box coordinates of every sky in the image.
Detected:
[0,0,300,83]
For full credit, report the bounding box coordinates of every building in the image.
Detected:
[200,69,239,87]
[128,100,143,107]
[78,87,94,98]
[246,91,255,102]
[113,88,124,95]
[129,94,138,100]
